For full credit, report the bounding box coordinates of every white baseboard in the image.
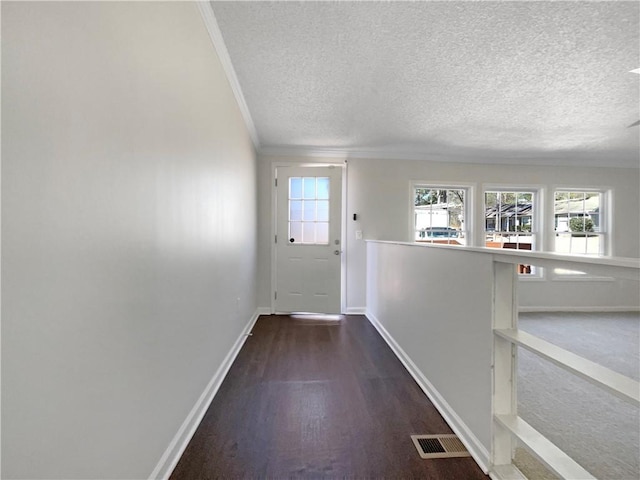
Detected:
[256,306,272,315]
[365,310,490,474]
[519,306,640,313]
[344,307,366,314]
[148,309,262,480]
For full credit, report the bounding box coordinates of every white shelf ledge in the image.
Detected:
[495,328,640,406]
[365,240,640,280]
[494,415,595,480]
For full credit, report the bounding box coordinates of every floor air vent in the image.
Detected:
[411,434,471,459]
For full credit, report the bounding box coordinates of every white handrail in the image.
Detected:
[495,415,596,480]
[364,240,639,479]
[365,240,640,280]
[495,329,640,406]
[488,251,638,479]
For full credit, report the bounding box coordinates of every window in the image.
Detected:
[413,187,467,245]
[554,191,604,255]
[485,190,537,275]
[553,190,606,276]
[288,177,330,244]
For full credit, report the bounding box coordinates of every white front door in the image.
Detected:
[275,166,342,314]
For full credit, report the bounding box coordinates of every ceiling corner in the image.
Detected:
[195,1,260,149]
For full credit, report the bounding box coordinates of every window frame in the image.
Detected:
[551,187,612,280]
[482,185,543,279]
[408,183,615,282]
[410,181,474,246]
[287,176,331,245]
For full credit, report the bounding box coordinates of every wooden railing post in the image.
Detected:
[492,261,518,470]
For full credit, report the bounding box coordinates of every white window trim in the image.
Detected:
[409,181,475,246]
[551,186,611,255]
[550,186,613,281]
[482,184,544,279]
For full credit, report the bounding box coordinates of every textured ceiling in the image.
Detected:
[211,1,639,166]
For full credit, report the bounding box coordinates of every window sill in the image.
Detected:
[551,275,615,282]
[518,274,545,282]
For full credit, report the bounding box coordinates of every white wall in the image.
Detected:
[257,155,639,311]
[366,241,494,470]
[346,157,639,310]
[2,2,258,479]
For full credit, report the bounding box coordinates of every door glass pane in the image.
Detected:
[290,222,302,242]
[290,177,302,199]
[316,223,329,244]
[317,201,329,222]
[303,222,316,243]
[288,175,332,245]
[290,200,302,221]
[303,201,316,221]
[303,177,316,199]
[317,178,330,199]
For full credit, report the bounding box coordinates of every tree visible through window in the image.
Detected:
[414,188,466,245]
[554,191,603,255]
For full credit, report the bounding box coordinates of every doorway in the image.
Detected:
[274,165,343,314]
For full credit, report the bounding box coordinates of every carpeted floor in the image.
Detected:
[516,312,639,480]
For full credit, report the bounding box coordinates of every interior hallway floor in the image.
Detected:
[170,314,487,479]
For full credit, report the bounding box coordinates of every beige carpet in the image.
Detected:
[514,447,560,480]
[516,312,639,480]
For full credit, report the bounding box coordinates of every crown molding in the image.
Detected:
[258,145,639,169]
[196,1,260,149]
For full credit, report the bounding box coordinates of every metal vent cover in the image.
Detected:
[411,434,471,459]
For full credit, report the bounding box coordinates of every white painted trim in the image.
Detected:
[0,3,3,473]
[548,186,612,256]
[344,307,366,314]
[408,180,475,245]
[490,464,527,480]
[365,239,640,280]
[495,328,639,405]
[271,162,347,315]
[196,2,260,148]
[341,160,349,314]
[256,307,272,316]
[270,160,346,314]
[495,415,596,480]
[519,306,640,313]
[258,145,640,169]
[491,262,518,468]
[481,183,545,254]
[365,310,491,474]
[148,309,262,480]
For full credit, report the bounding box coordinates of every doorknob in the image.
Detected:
[334,250,340,255]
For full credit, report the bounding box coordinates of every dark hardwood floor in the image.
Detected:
[170,314,488,479]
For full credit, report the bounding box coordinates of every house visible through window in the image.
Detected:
[553,191,606,275]
[410,186,610,277]
[554,191,604,255]
[414,187,466,245]
[485,190,536,275]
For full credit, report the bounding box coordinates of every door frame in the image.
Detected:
[270,161,347,314]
